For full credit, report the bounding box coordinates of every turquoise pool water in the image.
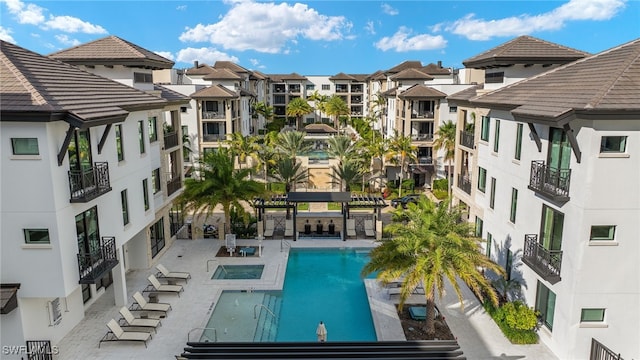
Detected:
[304,150,330,160]
[212,265,264,279]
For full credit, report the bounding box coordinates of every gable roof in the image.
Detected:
[447,84,484,103]
[268,73,308,81]
[186,64,215,76]
[329,72,357,81]
[48,35,174,69]
[471,38,640,122]
[304,123,338,134]
[421,63,451,75]
[390,68,434,81]
[203,68,242,81]
[1,40,167,127]
[154,85,191,105]
[386,61,422,73]
[398,84,447,99]
[463,35,589,69]
[190,84,238,98]
[214,61,249,73]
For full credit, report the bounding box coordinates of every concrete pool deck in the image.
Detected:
[56,236,558,359]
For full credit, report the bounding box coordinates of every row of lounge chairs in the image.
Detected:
[99,264,190,348]
[262,219,375,238]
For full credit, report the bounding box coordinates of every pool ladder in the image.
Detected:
[188,327,217,342]
[280,239,291,252]
[254,304,277,323]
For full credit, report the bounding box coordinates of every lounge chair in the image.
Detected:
[346,219,356,238]
[263,219,274,237]
[364,220,375,237]
[118,307,161,333]
[132,291,171,314]
[143,275,184,297]
[284,220,293,237]
[99,319,152,348]
[156,264,191,283]
[388,286,425,299]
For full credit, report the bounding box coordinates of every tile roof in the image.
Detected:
[463,35,589,69]
[398,84,447,99]
[329,72,357,81]
[368,70,386,81]
[390,68,434,81]
[203,68,242,80]
[250,70,267,80]
[1,40,167,125]
[48,35,174,69]
[350,74,369,82]
[471,38,640,120]
[186,64,215,76]
[421,63,451,75]
[267,73,308,81]
[190,84,238,98]
[154,85,191,105]
[303,123,338,134]
[386,60,422,73]
[214,61,249,73]
[447,84,484,102]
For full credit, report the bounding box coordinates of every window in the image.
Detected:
[150,218,165,258]
[180,106,187,113]
[493,119,500,152]
[148,117,158,142]
[115,124,124,161]
[204,101,219,112]
[505,250,513,281]
[475,217,483,237]
[138,120,145,154]
[480,116,490,141]
[152,168,161,194]
[486,233,492,257]
[581,308,605,322]
[600,136,627,153]
[515,123,523,160]
[541,205,564,252]
[142,179,150,211]
[24,229,50,244]
[489,177,496,209]
[322,84,330,90]
[485,71,504,83]
[305,84,315,90]
[478,167,487,192]
[449,106,458,113]
[120,189,129,225]
[535,281,556,331]
[510,188,518,223]
[81,284,91,303]
[133,72,153,83]
[11,138,39,155]
[590,225,616,241]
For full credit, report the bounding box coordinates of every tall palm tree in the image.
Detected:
[225,133,259,173]
[433,121,457,207]
[179,147,264,237]
[275,131,313,162]
[307,90,329,124]
[386,130,417,197]
[329,159,362,192]
[255,131,279,189]
[252,101,275,124]
[273,157,310,192]
[325,95,350,130]
[362,198,503,337]
[286,97,313,129]
[326,134,356,166]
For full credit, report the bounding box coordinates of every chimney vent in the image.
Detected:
[194,61,199,68]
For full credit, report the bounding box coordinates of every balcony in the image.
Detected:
[78,236,118,284]
[528,161,571,203]
[335,86,348,93]
[164,131,179,149]
[522,234,562,284]
[457,173,471,195]
[68,162,112,203]
[202,111,224,119]
[411,111,434,119]
[166,176,182,196]
[459,130,475,149]
[202,134,226,142]
[411,133,434,142]
[351,85,363,93]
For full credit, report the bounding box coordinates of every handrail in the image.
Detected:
[188,327,217,342]
[280,239,291,252]
[253,304,277,323]
[206,260,228,273]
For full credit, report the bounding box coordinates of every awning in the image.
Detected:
[1,283,20,314]
[287,192,351,203]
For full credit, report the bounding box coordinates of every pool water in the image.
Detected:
[212,265,265,279]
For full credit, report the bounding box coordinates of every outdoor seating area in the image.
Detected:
[143,275,184,297]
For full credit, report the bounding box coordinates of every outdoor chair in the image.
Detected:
[388,286,425,299]
[131,291,171,314]
[156,264,191,283]
[118,307,161,333]
[364,220,375,237]
[143,275,184,297]
[284,220,294,237]
[346,219,356,238]
[99,319,152,348]
[263,219,274,237]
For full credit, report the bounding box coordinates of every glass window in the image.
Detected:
[120,189,129,225]
[515,123,523,160]
[489,177,496,209]
[305,84,315,90]
[581,308,605,322]
[322,84,330,90]
[138,120,145,154]
[493,119,500,152]
[142,179,150,211]
[449,106,458,113]
[81,284,91,303]
[133,72,153,83]
[475,217,483,237]
[480,116,490,141]
[541,205,564,251]
[115,124,124,161]
[486,233,492,257]
[152,168,161,194]
[24,229,50,244]
[535,281,556,331]
[150,218,165,258]
[590,225,615,241]
[600,136,627,153]
[149,117,158,142]
[505,250,513,281]
[510,188,518,223]
[478,167,487,193]
[11,138,39,155]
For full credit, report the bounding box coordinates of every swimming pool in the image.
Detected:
[202,248,376,342]
[212,264,264,279]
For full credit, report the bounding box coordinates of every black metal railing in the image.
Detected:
[590,339,623,360]
[459,130,475,149]
[457,173,471,194]
[26,340,53,360]
[164,131,179,149]
[528,160,571,202]
[68,162,111,203]
[411,133,434,141]
[166,176,182,196]
[77,236,118,284]
[411,111,434,119]
[522,234,562,284]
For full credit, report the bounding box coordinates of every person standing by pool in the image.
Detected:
[316,321,327,342]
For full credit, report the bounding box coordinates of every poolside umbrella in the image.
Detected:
[316,321,327,342]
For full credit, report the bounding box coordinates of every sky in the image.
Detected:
[1,0,638,75]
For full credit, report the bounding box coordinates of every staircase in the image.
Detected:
[253,293,282,342]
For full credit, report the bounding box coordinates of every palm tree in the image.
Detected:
[225,133,259,173]
[275,131,313,162]
[325,95,350,130]
[326,134,356,165]
[362,198,503,337]
[433,121,456,207]
[252,101,275,125]
[273,157,310,192]
[179,147,264,237]
[307,91,329,124]
[329,159,362,192]
[255,131,279,189]
[386,130,417,197]
[286,97,313,129]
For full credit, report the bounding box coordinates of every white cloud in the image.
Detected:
[446,0,626,40]
[179,0,352,53]
[381,3,398,16]
[154,51,175,61]
[3,0,107,34]
[0,26,16,43]
[176,5,187,11]
[44,15,107,34]
[54,34,80,46]
[375,27,447,52]
[176,47,239,65]
[365,20,376,35]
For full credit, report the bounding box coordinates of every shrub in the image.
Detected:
[432,189,448,200]
[499,301,538,331]
[483,301,539,344]
[432,178,448,191]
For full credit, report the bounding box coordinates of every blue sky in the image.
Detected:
[1,0,638,75]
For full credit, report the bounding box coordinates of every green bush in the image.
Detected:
[498,301,538,331]
[432,189,448,200]
[484,301,539,344]
[433,178,448,191]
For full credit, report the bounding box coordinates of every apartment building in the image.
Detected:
[452,36,639,359]
[0,38,188,355]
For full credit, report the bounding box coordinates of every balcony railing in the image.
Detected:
[202,111,225,119]
[457,173,471,194]
[68,162,112,203]
[411,111,434,119]
[522,234,562,284]
[411,133,434,142]
[26,340,53,360]
[528,161,571,203]
[202,134,226,142]
[166,176,182,196]
[590,338,624,360]
[459,130,475,149]
[351,86,363,93]
[164,131,179,149]
[78,236,118,284]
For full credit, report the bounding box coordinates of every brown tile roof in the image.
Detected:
[472,38,640,120]
[463,35,589,69]
[250,70,267,80]
[48,35,174,69]
[203,68,242,80]
[350,74,369,82]
[267,73,308,81]
[303,123,338,133]
[214,61,249,73]
[154,85,190,105]
[421,63,451,75]
[398,84,447,99]
[447,84,484,102]
[390,68,434,81]
[186,64,215,76]
[1,40,167,125]
[381,87,398,97]
[368,70,386,81]
[386,60,422,73]
[329,72,357,81]
[190,84,238,98]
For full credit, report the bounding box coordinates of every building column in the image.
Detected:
[112,247,128,307]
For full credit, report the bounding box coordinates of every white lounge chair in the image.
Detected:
[156,264,191,283]
[144,275,184,297]
[284,219,293,237]
[263,219,275,237]
[346,219,356,238]
[118,307,161,333]
[388,286,425,299]
[132,291,171,314]
[99,319,152,348]
[364,220,375,237]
